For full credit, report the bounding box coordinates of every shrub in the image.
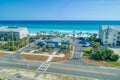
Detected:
[91,41,100,53]
[92,50,105,61]
[92,49,119,61]
[110,54,119,61]
[82,48,92,53]
[82,48,92,56]
[104,49,114,60]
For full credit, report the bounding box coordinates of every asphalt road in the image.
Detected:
[0,60,119,80]
[62,38,93,66]
[48,62,120,80]
[0,38,120,80]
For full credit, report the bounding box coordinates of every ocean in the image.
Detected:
[0,20,120,34]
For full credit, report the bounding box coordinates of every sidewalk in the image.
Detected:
[46,55,53,62]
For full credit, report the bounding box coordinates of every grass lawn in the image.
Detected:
[108,61,120,67]
[0,78,11,80]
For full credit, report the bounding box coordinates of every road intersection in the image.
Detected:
[0,38,120,80]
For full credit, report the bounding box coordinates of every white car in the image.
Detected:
[82,42,90,47]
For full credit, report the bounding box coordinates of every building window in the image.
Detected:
[113,43,115,46]
[104,41,107,43]
[113,39,115,41]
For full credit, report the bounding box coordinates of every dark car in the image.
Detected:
[38,41,46,46]
[29,38,36,43]
[82,41,90,47]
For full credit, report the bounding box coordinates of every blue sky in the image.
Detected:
[0,0,120,20]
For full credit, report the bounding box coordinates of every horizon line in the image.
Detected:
[0,20,120,21]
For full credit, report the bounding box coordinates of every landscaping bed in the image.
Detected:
[51,53,71,62]
[0,52,9,56]
[21,54,49,61]
[82,55,111,67]
[82,44,120,67]
[82,55,120,67]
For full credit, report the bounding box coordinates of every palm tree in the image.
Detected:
[8,38,11,49]
[79,32,82,37]
[27,34,30,46]
[91,41,100,53]
[73,31,75,41]
[44,31,46,36]
[61,34,65,38]
[54,31,58,37]
[85,32,90,38]
[1,37,4,48]
[93,33,98,38]
[89,33,92,37]
[36,32,39,39]
[77,33,79,37]
[11,32,14,50]
[4,32,8,41]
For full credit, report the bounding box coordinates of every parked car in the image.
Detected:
[82,42,90,47]
[29,39,36,43]
[38,41,46,46]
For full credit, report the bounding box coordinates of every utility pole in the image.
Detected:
[12,31,14,50]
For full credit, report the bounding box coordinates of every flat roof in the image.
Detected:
[101,25,120,32]
[0,26,28,32]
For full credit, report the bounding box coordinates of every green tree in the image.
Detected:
[92,50,106,61]
[104,49,114,60]
[110,54,119,61]
[91,41,100,53]
[79,32,82,37]
[36,32,39,39]
[7,38,11,49]
[93,33,97,38]
[1,37,5,48]
[85,32,89,37]
[92,49,119,61]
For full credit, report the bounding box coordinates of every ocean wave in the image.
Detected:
[29,29,98,34]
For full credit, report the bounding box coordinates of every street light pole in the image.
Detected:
[12,31,14,50]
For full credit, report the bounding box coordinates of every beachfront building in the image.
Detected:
[0,26,29,41]
[99,25,120,46]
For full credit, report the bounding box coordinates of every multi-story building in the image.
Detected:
[0,26,29,41]
[99,25,120,46]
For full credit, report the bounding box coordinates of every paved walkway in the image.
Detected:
[34,62,51,80]
[46,55,54,62]
[34,52,55,80]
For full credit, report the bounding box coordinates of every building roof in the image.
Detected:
[101,25,120,32]
[0,26,28,32]
[51,37,73,43]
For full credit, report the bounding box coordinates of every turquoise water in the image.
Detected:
[0,20,120,34]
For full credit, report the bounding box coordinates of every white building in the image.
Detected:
[0,26,29,41]
[99,25,120,46]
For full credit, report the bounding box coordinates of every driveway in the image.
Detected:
[62,38,93,66]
